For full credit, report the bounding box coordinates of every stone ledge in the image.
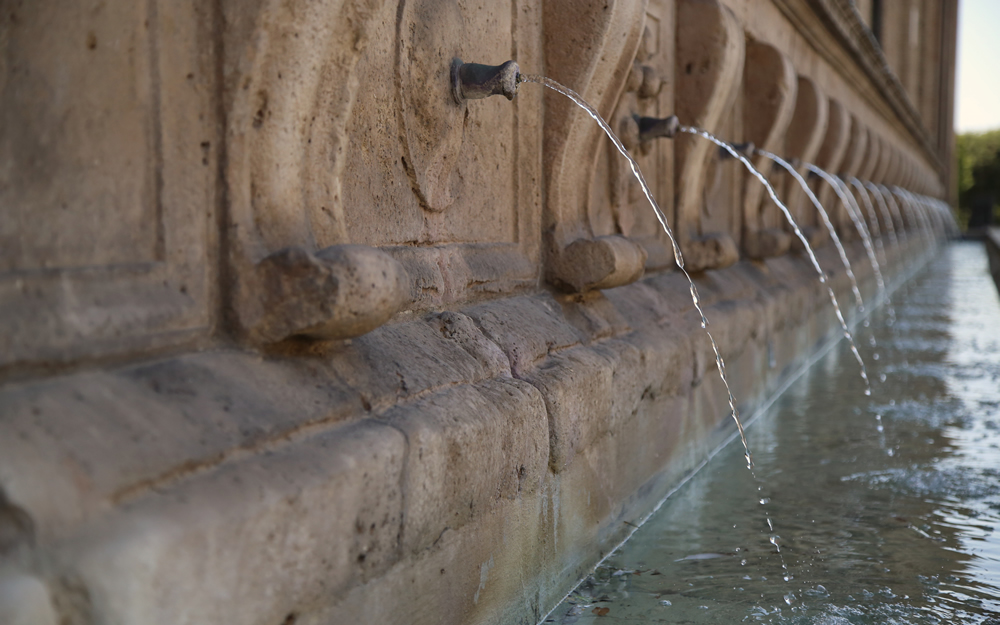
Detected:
[0,238,928,625]
[986,227,1000,294]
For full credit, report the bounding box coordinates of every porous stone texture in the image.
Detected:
[0,0,956,623]
[0,238,933,625]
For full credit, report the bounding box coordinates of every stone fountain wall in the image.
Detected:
[0,1,956,624]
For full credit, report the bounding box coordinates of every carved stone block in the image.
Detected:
[548,236,648,293]
[239,245,410,344]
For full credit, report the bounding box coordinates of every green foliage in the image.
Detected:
[956,129,1000,230]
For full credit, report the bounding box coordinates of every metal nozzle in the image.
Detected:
[636,115,680,142]
[451,59,520,104]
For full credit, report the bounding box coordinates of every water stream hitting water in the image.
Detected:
[514,74,988,623]
[546,241,1000,624]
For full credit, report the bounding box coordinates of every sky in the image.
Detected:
[955,0,1000,133]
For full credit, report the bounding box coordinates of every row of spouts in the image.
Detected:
[455,59,958,606]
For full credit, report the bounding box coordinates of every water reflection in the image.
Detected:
[546,242,1000,624]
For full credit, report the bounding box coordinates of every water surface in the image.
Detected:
[547,242,1000,624]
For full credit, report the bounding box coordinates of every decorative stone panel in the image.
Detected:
[0,0,216,374]
[223,0,544,342]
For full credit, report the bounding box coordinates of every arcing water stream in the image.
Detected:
[805,165,887,301]
[546,242,1000,624]
[518,74,754,470]
[516,71,973,625]
[864,180,901,248]
[849,177,889,271]
[679,128,871,396]
[756,150,865,312]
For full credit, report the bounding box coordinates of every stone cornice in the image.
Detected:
[770,0,945,176]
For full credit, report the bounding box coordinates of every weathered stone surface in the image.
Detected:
[240,245,411,344]
[328,314,514,410]
[782,75,830,237]
[0,0,215,373]
[527,335,689,474]
[742,40,797,251]
[0,352,365,542]
[0,574,57,625]
[464,295,583,377]
[744,227,793,259]
[542,0,647,276]
[682,233,741,272]
[0,0,958,624]
[548,236,648,293]
[63,420,406,625]
[384,378,548,554]
[674,0,745,269]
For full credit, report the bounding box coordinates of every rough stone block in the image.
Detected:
[0,574,57,625]
[548,236,648,293]
[527,326,691,475]
[63,420,405,625]
[309,495,546,625]
[0,352,364,541]
[241,245,411,344]
[328,313,512,411]
[464,296,583,377]
[382,378,548,555]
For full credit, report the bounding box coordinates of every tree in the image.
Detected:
[956,129,1000,231]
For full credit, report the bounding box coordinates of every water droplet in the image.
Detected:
[873,352,880,361]
[759,498,770,505]
[864,388,872,396]
[880,373,887,382]
[887,448,894,457]
[784,592,795,605]
[659,599,671,607]
[864,319,870,328]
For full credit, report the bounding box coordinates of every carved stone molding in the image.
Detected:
[542,0,649,292]
[834,114,868,238]
[674,0,745,272]
[770,0,943,178]
[811,98,850,232]
[782,75,829,251]
[240,245,410,344]
[741,39,797,260]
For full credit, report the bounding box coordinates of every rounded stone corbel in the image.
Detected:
[548,235,647,293]
[743,228,791,260]
[242,244,411,344]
